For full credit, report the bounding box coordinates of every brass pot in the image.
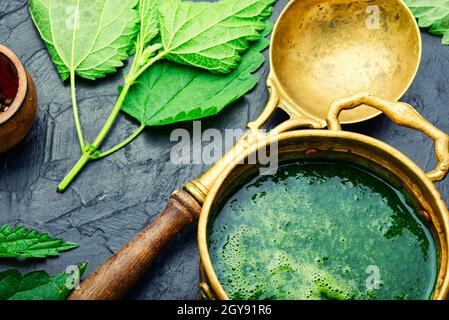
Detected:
[194,0,449,299]
[198,107,449,300]
[0,45,38,154]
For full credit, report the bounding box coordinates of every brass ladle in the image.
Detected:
[69,0,449,300]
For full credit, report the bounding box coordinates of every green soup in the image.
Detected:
[208,160,438,300]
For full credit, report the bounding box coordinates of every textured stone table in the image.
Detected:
[0,0,448,300]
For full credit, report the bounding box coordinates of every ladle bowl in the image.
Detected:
[270,0,421,124]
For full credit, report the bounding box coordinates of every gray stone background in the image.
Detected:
[0,0,448,300]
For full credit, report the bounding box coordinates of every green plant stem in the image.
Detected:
[57,49,167,192]
[130,50,167,82]
[70,70,86,152]
[92,82,133,149]
[97,123,146,159]
[57,153,91,193]
[92,49,166,149]
[56,83,132,193]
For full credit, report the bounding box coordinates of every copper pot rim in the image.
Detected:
[198,129,449,300]
[0,45,28,126]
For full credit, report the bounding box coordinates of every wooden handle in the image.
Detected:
[68,190,201,300]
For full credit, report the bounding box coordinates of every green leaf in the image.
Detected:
[0,225,79,259]
[0,264,87,300]
[158,0,275,73]
[121,23,272,126]
[29,0,139,81]
[139,0,160,46]
[405,0,449,44]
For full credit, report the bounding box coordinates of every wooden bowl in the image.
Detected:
[0,45,38,154]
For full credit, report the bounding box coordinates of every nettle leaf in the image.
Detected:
[405,0,449,44]
[0,264,87,300]
[159,0,275,73]
[122,24,272,126]
[29,0,139,81]
[139,0,159,46]
[0,225,79,259]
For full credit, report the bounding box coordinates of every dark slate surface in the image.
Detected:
[0,0,448,300]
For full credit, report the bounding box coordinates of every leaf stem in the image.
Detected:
[92,49,166,149]
[131,50,167,82]
[97,123,146,159]
[57,153,91,193]
[92,82,132,149]
[57,48,166,192]
[70,70,86,152]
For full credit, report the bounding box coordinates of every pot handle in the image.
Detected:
[327,92,449,182]
[67,190,201,300]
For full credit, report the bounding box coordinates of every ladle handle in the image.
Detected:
[327,92,449,182]
[68,190,201,300]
